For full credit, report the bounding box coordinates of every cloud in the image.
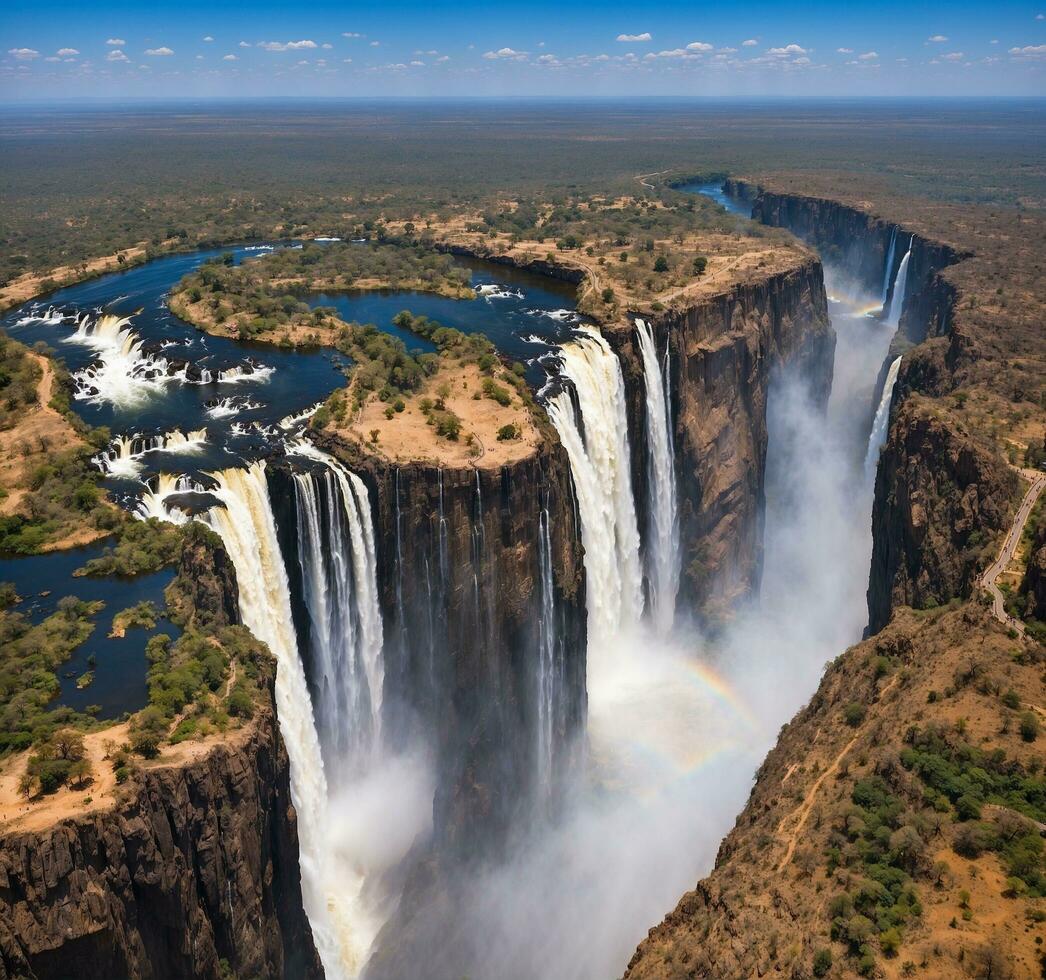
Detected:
[8,48,40,60]
[436,55,450,63]
[858,51,878,60]
[56,47,79,56]
[1009,44,1046,58]
[928,34,948,42]
[203,36,214,43]
[940,51,965,61]
[106,49,129,62]
[223,54,237,61]
[370,40,380,47]
[767,43,807,56]
[342,32,365,38]
[482,46,527,60]
[836,47,853,53]
[1038,13,1045,20]
[106,38,125,46]
[342,58,353,63]
[145,46,174,56]
[322,43,332,49]
[990,39,999,45]
[686,41,713,52]
[258,40,317,51]
[616,33,651,42]
[410,60,424,66]
[742,39,758,46]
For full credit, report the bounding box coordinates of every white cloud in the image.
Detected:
[858,51,878,60]
[767,43,807,56]
[322,43,332,49]
[370,40,380,47]
[106,38,125,46]
[195,54,204,60]
[742,39,758,46]
[106,49,129,62]
[45,56,60,62]
[1009,43,1046,58]
[616,33,651,42]
[223,54,237,61]
[650,48,687,58]
[8,48,40,60]
[56,47,79,56]
[940,51,965,61]
[342,58,353,63]
[482,46,527,60]
[203,35,214,43]
[415,49,439,55]
[686,41,713,52]
[258,40,317,52]
[342,32,365,38]
[990,39,999,44]
[928,34,948,42]
[410,60,424,66]
[436,55,450,63]
[836,47,853,53]
[718,47,737,54]
[145,46,174,56]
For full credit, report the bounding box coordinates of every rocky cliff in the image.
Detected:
[606,258,834,622]
[0,697,320,980]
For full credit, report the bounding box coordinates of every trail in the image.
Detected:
[776,677,899,869]
[980,468,1046,636]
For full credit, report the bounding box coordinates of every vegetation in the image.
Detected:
[0,333,42,430]
[74,518,183,577]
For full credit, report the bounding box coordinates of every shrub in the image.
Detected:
[1019,711,1039,742]
[844,702,867,727]
[812,948,833,976]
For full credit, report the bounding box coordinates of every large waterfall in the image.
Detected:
[879,227,897,308]
[289,440,384,775]
[635,318,679,634]
[200,461,363,979]
[885,236,913,327]
[546,326,643,647]
[864,356,903,479]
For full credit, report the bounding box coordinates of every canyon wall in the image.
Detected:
[607,258,834,622]
[727,180,1016,633]
[0,532,320,980]
[300,435,586,853]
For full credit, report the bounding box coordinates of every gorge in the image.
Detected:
[0,174,1014,980]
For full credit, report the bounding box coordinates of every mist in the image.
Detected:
[367,267,897,980]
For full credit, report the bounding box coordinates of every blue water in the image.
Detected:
[1,240,583,716]
[674,181,753,218]
[0,542,178,717]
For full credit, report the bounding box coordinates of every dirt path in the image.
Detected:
[776,677,899,869]
[981,468,1046,636]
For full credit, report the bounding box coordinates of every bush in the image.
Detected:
[1019,711,1039,742]
[812,948,833,976]
[844,702,867,727]
[496,423,520,441]
[653,256,669,273]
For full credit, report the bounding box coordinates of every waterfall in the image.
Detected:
[535,499,564,801]
[94,428,207,478]
[135,473,205,523]
[635,318,680,634]
[546,326,643,647]
[288,440,384,774]
[885,236,913,327]
[864,356,903,479]
[880,228,897,308]
[199,461,359,978]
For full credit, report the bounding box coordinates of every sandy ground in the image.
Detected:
[338,362,538,468]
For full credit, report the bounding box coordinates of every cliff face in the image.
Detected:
[308,434,586,853]
[607,259,834,621]
[866,400,1018,632]
[0,700,320,980]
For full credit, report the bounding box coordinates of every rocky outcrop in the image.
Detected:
[163,523,240,629]
[1019,499,1046,622]
[303,434,586,853]
[607,258,834,621]
[0,699,321,980]
[866,400,1017,632]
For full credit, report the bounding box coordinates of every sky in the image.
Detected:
[2,0,1045,99]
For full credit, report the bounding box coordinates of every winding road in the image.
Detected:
[981,467,1046,636]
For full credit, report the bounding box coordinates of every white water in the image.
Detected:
[135,473,205,524]
[205,395,262,419]
[94,428,207,478]
[635,318,680,634]
[879,227,897,308]
[545,326,644,648]
[198,463,368,978]
[288,439,384,771]
[885,236,913,327]
[864,355,903,480]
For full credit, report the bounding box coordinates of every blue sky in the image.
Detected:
[3,0,1045,98]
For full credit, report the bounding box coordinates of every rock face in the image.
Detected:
[607,258,834,621]
[867,400,1018,632]
[164,522,240,629]
[1020,501,1046,622]
[304,434,586,853]
[0,700,321,980]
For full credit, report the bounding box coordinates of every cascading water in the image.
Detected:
[634,318,679,634]
[864,356,903,479]
[545,325,643,648]
[885,236,913,327]
[534,498,564,802]
[94,427,207,478]
[288,440,384,774]
[879,227,897,308]
[199,461,364,979]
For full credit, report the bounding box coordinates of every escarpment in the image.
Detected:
[0,695,321,980]
[301,433,586,852]
[606,257,834,621]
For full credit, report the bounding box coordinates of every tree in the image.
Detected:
[69,758,93,789]
[653,256,669,273]
[52,729,86,762]
[17,771,35,800]
[692,256,708,276]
